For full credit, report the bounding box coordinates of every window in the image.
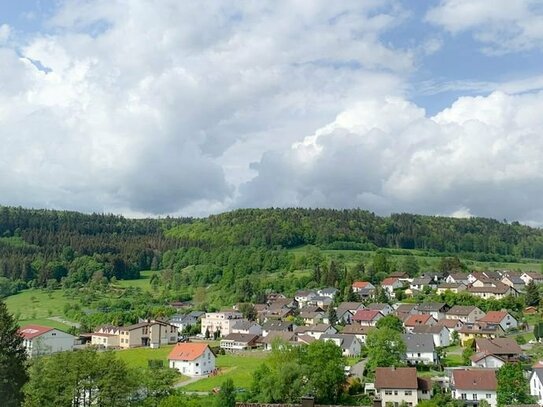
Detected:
[385,390,392,395]
[461,393,466,400]
[473,394,477,400]
[404,391,412,396]
[394,390,398,395]
[486,394,492,399]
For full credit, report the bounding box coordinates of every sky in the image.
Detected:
[1,0,543,223]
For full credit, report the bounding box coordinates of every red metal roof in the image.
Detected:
[19,325,54,340]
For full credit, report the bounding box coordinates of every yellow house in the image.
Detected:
[458,322,504,346]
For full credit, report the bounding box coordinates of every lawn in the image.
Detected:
[115,270,155,290]
[5,289,72,320]
[182,352,270,392]
[115,344,177,369]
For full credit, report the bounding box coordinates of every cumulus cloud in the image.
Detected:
[426,0,543,53]
[0,0,410,215]
[239,91,543,224]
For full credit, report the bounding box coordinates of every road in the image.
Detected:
[351,359,367,378]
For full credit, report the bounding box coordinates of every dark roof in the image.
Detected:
[262,321,292,331]
[467,283,512,294]
[452,369,497,391]
[320,334,359,350]
[294,324,333,333]
[458,322,504,334]
[232,320,259,331]
[221,333,259,343]
[412,325,448,334]
[403,333,435,353]
[375,367,418,389]
[448,305,480,316]
[367,303,390,311]
[417,302,448,312]
[475,338,522,355]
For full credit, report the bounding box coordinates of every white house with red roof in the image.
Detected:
[352,309,383,326]
[168,343,216,376]
[403,314,437,333]
[381,277,403,298]
[19,324,75,357]
[478,311,518,331]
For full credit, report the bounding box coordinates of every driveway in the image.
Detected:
[351,359,367,378]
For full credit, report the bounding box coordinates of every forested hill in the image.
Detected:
[3,206,543,290]
[166,208,543,259]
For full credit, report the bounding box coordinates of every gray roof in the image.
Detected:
[318,287,338,295]
[411,277,432,285]
[320,333,359,350]
[262,320,293,331]
[417,303,448,312]
[221,333,259,343]
[232,320,259,331]
[367,303,390,311]
[403,333,435,353]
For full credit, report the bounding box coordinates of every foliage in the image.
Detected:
[462,339,475,365]
[375,314,404,332]
[526,280,540,307]
[496,362,536,406]
[0,300,28,407]
[250,341,345,404]
[365,327,406,374]
[534,322,543,341]
[214,379,236,407]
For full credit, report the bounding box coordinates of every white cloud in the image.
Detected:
[0,0,410,215]
[239,91,543,224]
[426,0,543,53]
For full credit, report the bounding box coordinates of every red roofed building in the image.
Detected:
[352,309,383,326]
[381,277,403,298]
[19,324,75,357]
[478,311,518,331]
[351,281,375,293]
[403,314,437,332]
[451,369,497,407]
[168,343,215,376]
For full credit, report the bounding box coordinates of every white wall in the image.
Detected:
[26,329,75,357]
[379,389,418,406]
[530,373,543,405]
[169,348,215,376]
[452,389,497,407]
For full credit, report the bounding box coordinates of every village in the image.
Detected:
[16,268,543,406]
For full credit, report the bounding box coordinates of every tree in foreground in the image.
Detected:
[214,378,236,407]
[375,314,404,332]
[496,362,536,406]
[250,340,345,404]
[525,280,540,307]
[0,300,28,407]
[24,349,137,407]
[365,327,406,375]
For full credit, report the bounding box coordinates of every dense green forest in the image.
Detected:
[3,206,543,295]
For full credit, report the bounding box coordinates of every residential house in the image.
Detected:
[416,303,450,320]
[336,302,365,324]
[317,287,338,299]
[374,367,432,406]
[306,295,333,309]
[403,333,437,365]
[467,282,517,300]
[261,320,294,337]
[220,333,260,351]
[341,324,373,344]
[119,320,178,348]
[446,305,485,323]
[458,322,505,346]
[445,273,470,285]
[403,314,437,333]
[19,325,75,357]
[367,303,394,316]
[353,309,383,326]
[259,331,296,350]
[265,292,286,302]
[501,272,526,292]
[478,311,518,331]
[91,325,121,348]
[521,272,543,286]
[169,311,205,333]
[409,277,434,292]
[412,325,451,347]
[530,361,543,405]
[351,281,375,293]
[470,352,507,369]
[394,303,418,322]
[321,334,362,357]
[435,319,464,341]
[231,320,262,336]
[168,343,215,376]
[200,311,243,337]
[436,282,467,294]
[468,271,502,284]
[473,338,523,364]
[294,290,317,308]
[299,306,325,325]
[294,324,336,339]
[381,277,403,298]
[450,369,497,407]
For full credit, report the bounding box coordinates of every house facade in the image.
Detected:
[200,311,243,337]
[530,362,543,405]
[374,367,431,406]
[451,369,497,407]
[446,305,485,323]
[19,324,75,357]
[168,343,216,376]
[119,320,178,348]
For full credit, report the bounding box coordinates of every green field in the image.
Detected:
[4,289,72,320]
[17,318,72,331]
[182,352,270,392]
[115,270,154,290]
[115,344,177,369]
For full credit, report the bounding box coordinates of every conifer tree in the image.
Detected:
[0,300,28,407]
